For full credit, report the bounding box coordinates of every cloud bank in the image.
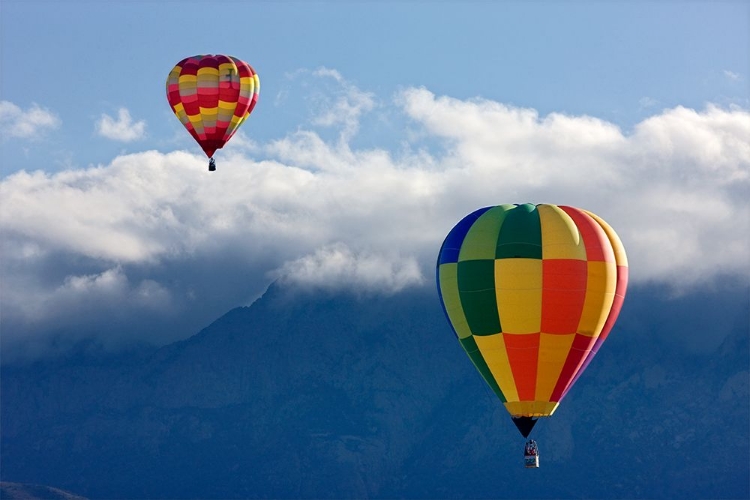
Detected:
[1,72,748,360]
[273,243,424,293]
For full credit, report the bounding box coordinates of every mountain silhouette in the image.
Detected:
[0,482,87,500]
[1,281,748,499]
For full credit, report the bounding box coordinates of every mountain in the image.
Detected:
[1,282,748,499]
[0,482,87,500]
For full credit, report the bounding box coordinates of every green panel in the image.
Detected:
[438,263,473,339]
[496,203,543,259]
[457,260,501,335]
[458,205,513,261]
[460,336,506,402]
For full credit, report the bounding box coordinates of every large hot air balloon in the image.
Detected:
[436,203,628,464]
[166,54,259,171]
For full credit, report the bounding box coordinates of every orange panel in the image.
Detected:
[503,333,540,401]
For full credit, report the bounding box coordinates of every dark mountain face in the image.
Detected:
[1,282,748,499]
[0,482,88,500]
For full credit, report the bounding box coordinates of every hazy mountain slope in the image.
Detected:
[0,482,87,500]
[1,282,748,499]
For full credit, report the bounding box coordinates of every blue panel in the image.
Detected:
[437,206,492,265]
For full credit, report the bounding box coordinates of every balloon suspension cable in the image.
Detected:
[512,416,538,438]
[208,158,216,172]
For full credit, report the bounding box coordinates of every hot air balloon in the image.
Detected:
[436,203,628,467]
[166,54,259,171]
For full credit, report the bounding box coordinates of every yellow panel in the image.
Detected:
[218,101,238,111]
[188,114,203,124]
[197,67,219,76]
[243,82,256,96]
[504,401,559,417]
[172,102,185,114]
[538,204,586,260]
[578,261,616,336]
[474,334,519,402]
[535,333,576,401]
[495,259,542,333]
[438,264,473,339]
[584,211,629,266]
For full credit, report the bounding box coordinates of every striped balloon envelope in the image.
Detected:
[166,54,259,166]
[436,203,628,437]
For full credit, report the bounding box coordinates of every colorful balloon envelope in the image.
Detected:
[436,204,628,436]
[166,54,259,165]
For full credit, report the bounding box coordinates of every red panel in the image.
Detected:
[560,206,613,262]
[560,265,629,400]
[186,126,199,143]
[596,265,629,345]
[541,259,587,334]
[180,91,200,117]
[197,56,219,110]
[503,333,540,401]
[167,83,182,108]
[179,58,202,120]
[180,57,200,77]
[215,56,240,142]
[549,333,596,401]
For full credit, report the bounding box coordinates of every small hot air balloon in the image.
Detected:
[436,203,628,466]
[166,54,259,171]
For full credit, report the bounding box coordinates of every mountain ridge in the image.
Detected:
[2,281,748,498]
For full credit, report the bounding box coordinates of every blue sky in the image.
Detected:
[1,1,748,360]
[2,1,747,174]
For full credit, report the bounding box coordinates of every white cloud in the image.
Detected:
[273,67,377,145]
[723,70,741,81]
[639,97,659,109]
[48,267,171,314]
[1,74,749,357]
[399,89,750,286]
[272,243,424,293]
[0,100,60,139]
[60,266,129,294]
[305,67,376,142]
[95,107,146,142]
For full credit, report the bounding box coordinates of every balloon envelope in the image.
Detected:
[436,203,628,421]
[166,54,259,159]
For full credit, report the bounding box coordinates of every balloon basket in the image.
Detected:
[524,454,539,468]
